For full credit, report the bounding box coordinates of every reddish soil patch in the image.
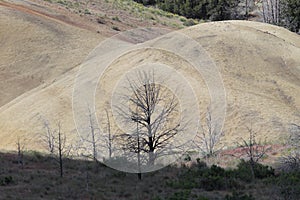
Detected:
[0,1,94,31]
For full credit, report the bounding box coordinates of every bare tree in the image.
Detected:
[87,107,99,162]
[16,137,25,169]
[57,122,65,177]
[280,123,300,172]
[104,109,117,159]
[118,70,181,166]
[262,0,280,24]
[194,107,224,159]
[236,125,271,180]
[80,107,118,163]
[42,120,55,154]
[41,120,67,177]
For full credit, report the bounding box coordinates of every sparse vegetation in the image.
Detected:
[1,151,298,199]
[112,25,121,31]
[279,123,300,172]
[1,0,300,199]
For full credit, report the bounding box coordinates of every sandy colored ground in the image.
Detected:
[0,0,299,154]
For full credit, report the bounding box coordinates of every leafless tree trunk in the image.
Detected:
[118,70,181,166]
[88,108,98,162]
[194,107,224,159]
[105,109,113,159]
[16,137,25,169]
[237,125,270,180]
[82,107,117,162]
[262,0,280,24]
[43,120,55,154]
[136,117,142,180]
[245,0,249,17]
[57,122,64,178]
[280,123,300,172]
[41,119,67,177]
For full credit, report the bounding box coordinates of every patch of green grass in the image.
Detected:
[84,9,91,15]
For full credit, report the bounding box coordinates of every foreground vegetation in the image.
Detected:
[0,151,299,199]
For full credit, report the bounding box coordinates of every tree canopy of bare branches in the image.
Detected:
[236,124,271,180]
[280,123,300,172]
[194,107,224,158]
[118,70,181,166]
[41,119,68,177]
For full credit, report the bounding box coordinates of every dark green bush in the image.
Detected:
[234,160,274,181]
[200,175,224,191]
[0,176,14,186]
[276,172,300,200]
[168,190,191,200]
[225,191,255,200]
[183,19,197,26]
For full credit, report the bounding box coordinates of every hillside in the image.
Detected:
[0,0,299,163]
[0,0,187,107]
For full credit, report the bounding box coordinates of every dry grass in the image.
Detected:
[1,151,297,200]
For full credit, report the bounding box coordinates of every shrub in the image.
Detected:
[168,190,191,200]
[97,17,106,24]
[112,26,121,31]
[225,191,255,200]
[200,175,224,191]
[183,19,197,26]
[0,176,14,186]
[179,17,187,22]
[84,9,91,15]
[234,160,274,181]
[112,16,121,22]
[276,172,300,200]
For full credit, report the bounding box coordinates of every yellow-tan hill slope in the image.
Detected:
[0,20,299,152]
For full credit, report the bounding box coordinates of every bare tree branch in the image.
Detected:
[117,70,182,166]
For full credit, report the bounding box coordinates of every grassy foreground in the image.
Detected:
[0,151,299,200]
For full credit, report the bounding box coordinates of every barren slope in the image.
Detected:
[0,0,107,106]
[0,1,299,152]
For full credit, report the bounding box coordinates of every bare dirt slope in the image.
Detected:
[183,21,300,146]
[0,0,107,107]
[0,0,299,152]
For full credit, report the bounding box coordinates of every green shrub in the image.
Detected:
[276,172,300,200]
[200,175,224,191]
[183,19,197,26]
[84,9,91,15]
[0,176,14,186]
[168,190,191,200]
[179,17,187,22]
[234,160,275,181]
[196,158,207,169]
[225,191,255,200]
[196,196,209,200]
[112,16,121,21]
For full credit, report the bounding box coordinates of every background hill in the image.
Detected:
[0,0,299,163]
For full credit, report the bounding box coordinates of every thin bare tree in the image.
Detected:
[16,137,25,169]
[41,120,67,177]
[80,107,118,163]
[280,123,300,172]
[57,122,65,177]
[118,70,181,166]
[194,107,224,159]
[262,0,280,24]
[42,120,55,154]
[236,125,271,180]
